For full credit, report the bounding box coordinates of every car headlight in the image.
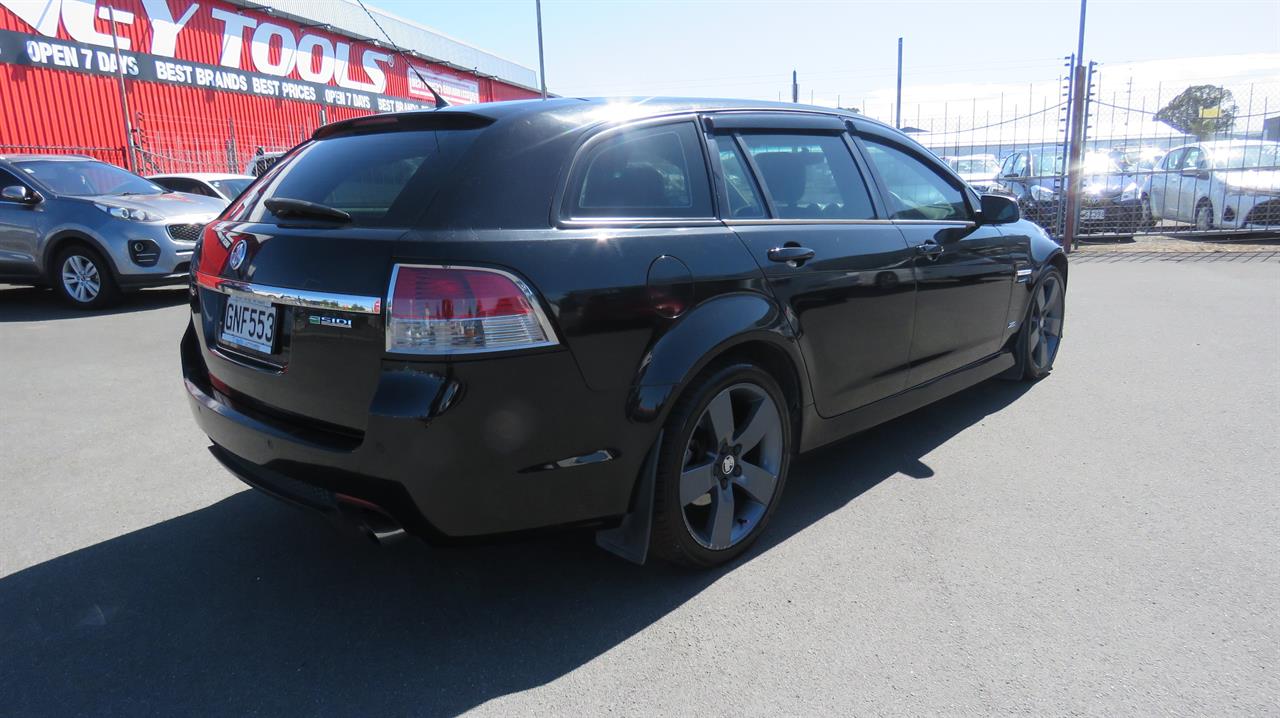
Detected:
[94,203,162,222]
[1030,185,1057,202]
[1120,182,1140,201]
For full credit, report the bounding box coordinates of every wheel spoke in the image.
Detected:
[83,279,99,297]
[1043,279,1059,313]
[707,485,736,548]
[1035,335,1049,367]
[1043,317,1062,336]
[734,396,779,454]
[734,461,777,505]
[679,460,717,506]
[704,391,735,445]
[1028,324,1042,354]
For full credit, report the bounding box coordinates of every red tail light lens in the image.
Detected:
[386,265,557,355]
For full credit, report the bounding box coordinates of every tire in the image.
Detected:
[52,243,121,309]
[649,361,792,568]
[1015,267,1065,381]
[1140,195,1156,228]
[1195,201,1215,232]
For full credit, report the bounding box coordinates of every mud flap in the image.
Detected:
[594,430,662,565]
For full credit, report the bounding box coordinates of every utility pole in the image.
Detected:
[535,0,547,98]
[1062,0,1088,253]
[106,6,135,172]
[895,37,903,128]
[791,70,798,103]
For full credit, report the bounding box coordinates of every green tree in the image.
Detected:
[1154,85,1238,140]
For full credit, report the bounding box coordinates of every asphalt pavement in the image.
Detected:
[1,257,1277,716]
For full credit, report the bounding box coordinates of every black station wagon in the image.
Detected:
[183,98,1067,567]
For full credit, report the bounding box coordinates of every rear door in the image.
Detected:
[854,127,1016,387]
[708,113,917,417]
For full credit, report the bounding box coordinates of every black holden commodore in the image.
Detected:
[183,98,1067,568]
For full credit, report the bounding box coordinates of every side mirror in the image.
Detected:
[1,185,38,204]
[978,193,1020,225]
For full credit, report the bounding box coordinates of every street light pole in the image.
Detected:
[895,37,903,129]
[106,6,136,172]
[1062,0,1088,253]
[535,0,547,98]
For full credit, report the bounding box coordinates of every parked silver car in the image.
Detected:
[0,155,225,308]
[1147,140,1280,231]
[148,173,255,203]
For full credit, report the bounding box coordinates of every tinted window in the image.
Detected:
[0,168,26,193]
[242,129,481,227]
[712,134,765,219]
[739,133,875,220]
[862,138,970,221]
[571,122,712,218]
[1162,148,1185,170]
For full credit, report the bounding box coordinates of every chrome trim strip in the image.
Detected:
[385,263,561,356]
[724,218,894,226]
[196,272,382,314]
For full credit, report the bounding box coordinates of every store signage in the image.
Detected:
[0,0,480,105]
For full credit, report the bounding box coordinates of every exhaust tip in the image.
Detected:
[335,493,407,545]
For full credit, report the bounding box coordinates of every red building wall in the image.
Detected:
[0,0,538,172]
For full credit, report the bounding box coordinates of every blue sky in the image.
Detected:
[371,0,1280,106]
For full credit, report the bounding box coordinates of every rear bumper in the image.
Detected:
[182,320,649,540]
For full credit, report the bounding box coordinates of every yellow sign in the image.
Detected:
[1199,106,1222,119]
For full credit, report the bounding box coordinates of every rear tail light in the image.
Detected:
[386,264,558,355]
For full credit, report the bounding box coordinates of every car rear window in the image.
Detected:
[235,128,482,227]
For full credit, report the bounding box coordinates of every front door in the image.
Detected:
[708,119,918,418]
[856,132,1016,387]
[0,168,42,278]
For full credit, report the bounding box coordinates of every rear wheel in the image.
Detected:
[650,362,791,568]
[1017,268,1065,380]
[52,244,120,309]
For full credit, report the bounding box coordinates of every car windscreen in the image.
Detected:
[209,178,252,198]
[14,160,165,197]
[235,129,482,227]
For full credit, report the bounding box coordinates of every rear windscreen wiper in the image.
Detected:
[264,197,352,223]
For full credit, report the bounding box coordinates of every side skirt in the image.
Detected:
[798,351,1016,453]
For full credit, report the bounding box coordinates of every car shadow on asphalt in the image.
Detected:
[0,285,188,322]
[0,379,1034,715]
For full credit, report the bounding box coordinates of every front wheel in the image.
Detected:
[650,362,791,568]
[52,244,120,309]
[1195,201,1215,232]
[1017,268,1065,380]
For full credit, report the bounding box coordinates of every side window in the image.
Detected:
[711,134,765,219]
[1009,153,1028,177]
[156,178,191,193]
[1181,147,1203,170]
[191,181,220,198]
[737,133,875,220]
[861,138,971,221]
[0,168,26,197]
[1162,148,1184,170]
[571,122,712,219]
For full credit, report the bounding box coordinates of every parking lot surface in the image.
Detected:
[1,258,1277,715]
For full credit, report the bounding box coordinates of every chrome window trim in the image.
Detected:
[384,263,560,356]
[196,272,382,315]
[723,218,894,226]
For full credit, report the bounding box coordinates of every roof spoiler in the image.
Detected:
[312,112,494,141]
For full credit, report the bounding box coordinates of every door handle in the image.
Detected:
[916,238,944,260]
[767,246,816,264]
